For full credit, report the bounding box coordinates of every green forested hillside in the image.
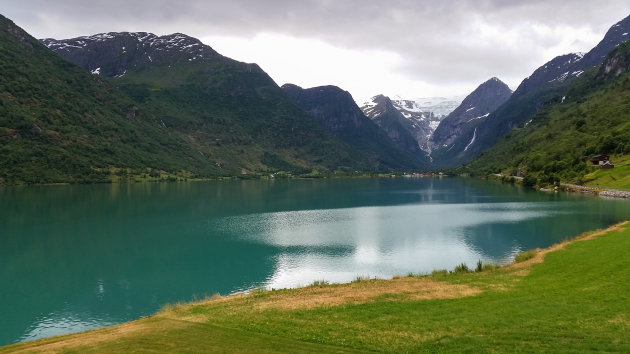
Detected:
[459,41,630,187]
[108,44,371,176]
[0,17,221,184]
[0,16,372,185]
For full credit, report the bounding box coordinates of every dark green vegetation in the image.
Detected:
[0,16,212,184]
[0,16,378,185]
[4,222,629,352]
[513,249,537,263]
[458,41,630,188]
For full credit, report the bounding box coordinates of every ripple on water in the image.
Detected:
[19,311,117,343]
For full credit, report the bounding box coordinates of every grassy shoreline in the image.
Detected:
[3,221,630,352]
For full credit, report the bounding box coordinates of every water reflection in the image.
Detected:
[19,310,117,343]
[224,201,564,289]
[2,178,630,345]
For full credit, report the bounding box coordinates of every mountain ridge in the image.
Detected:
[282,84,424,169]
[0,15,385,184]
[459,40,630,187]
[434,14,630,168]
[360,94,427,157]
[429,77,512,160]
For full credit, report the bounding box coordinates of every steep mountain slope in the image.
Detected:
[40,30,373,177]
[361,95,461,153]
[460,40,630,185]
[0,15,226,184]
[429,78,512,159]
[281,84,424,170]
[438,14,630,168]
[361,95,426,156]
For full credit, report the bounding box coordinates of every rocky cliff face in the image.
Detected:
[597,40,630,80]
[282,84,366,133]
[430,77,512,151]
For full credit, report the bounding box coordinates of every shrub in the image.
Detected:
[405,272,428,278]
[523,174,538,187]
[514,250,537,263]
[482,263,501,271]
[453,263,470,273]
[431,269,449,276]
[310,280,329,287]
[250,285,267,293]
[352,276,371,283]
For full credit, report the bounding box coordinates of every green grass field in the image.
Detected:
[3,223,630,353]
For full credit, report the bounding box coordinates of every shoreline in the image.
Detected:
[559,182,630,199]
[492,173,630,199]
[4,221,628,351]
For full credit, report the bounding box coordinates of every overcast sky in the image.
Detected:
[2,1,629,103]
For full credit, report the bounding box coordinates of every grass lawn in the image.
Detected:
[3,223,630,353]
[583,154,630,190]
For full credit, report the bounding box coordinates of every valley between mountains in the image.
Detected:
[2,13,630,190]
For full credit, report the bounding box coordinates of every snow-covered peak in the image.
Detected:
[360,94,464,154]
[394,96,465,118]
[41,32,215,62]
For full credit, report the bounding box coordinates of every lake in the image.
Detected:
[1,177,629,345]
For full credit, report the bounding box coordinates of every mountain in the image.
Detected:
[577,16,630,69]
[0,15,225,184]
[361,95,461,153]
[360,95,426,156]
[429,78,512,165]
[37,30,377,180]
[41,32,222,77]
[0,14,380,184]
[460,40,630,186]
[438,14,630,168]
[281,84,424,170]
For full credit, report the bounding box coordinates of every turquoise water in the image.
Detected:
[1,177,629,345]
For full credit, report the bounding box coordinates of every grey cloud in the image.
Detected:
[2,0,629,92]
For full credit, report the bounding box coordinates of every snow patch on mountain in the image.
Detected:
[468,113,490,122]
[41,32,216,68]
[397,96,465,118]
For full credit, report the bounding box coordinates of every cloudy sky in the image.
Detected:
[2,1,629,103]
